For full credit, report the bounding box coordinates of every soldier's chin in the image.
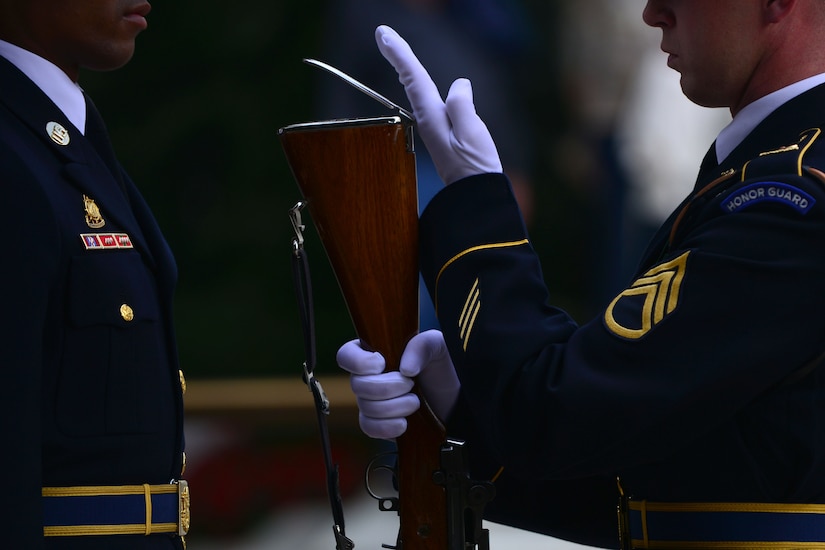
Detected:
[83,45,137,73]
[679,77,729,110]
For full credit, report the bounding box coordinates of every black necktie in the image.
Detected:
[83,93,128,195]
[696,140,719,184]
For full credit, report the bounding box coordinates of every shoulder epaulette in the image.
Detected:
[740,127,822,182]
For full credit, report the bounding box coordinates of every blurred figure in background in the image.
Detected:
[556,0,728,310]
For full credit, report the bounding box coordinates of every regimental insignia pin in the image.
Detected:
[83,194,106,228]
[46,121,70,146]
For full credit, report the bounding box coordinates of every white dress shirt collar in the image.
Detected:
[0,39,86,134]
[716,73,825,163]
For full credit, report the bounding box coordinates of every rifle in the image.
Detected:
[279,60,494,550]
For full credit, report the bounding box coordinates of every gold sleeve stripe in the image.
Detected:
[434,239,530,312]
[462,299,481,351]
[459,278,480,329]
[459,278,482,351]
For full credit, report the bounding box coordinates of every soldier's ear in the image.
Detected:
[764,0,796,24]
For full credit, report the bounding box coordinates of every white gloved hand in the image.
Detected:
[375,25,502,185]
[337,330,460,439]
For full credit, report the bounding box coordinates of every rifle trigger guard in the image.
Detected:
[365,451,400,512]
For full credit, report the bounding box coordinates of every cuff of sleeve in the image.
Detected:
[445,389,504,479]
[419,173,528,291]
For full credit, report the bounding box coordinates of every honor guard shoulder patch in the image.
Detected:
[720,182,815,215]
[604,251,690,340]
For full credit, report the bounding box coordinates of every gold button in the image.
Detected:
[179,370,187,395]
[120,304,134,321]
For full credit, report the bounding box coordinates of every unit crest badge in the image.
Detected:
[83,194,105,229]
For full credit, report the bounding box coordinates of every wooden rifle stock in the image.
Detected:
[279,116,448,549]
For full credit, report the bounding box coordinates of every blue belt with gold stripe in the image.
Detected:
[42,482,190,537]
[619,499,825,549]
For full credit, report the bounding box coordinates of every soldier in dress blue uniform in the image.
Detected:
[0,1,187,548]
[337,1,825,548]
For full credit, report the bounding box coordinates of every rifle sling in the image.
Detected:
[290,227,355,550]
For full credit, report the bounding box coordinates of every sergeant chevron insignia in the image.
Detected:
[604,251,690,339]
[459,278,481,351]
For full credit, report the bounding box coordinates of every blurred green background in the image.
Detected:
[80,0,586,383]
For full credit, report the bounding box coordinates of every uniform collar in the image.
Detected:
[0,39,86,134]
[716,73,825,163]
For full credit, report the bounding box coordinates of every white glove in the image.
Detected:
[337,330,461,439]
[375,25,502,185]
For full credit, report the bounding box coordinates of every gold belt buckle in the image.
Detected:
[177,480,190,536]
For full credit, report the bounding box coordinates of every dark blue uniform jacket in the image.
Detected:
[0,58,184,549]
[423,83,825,548]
